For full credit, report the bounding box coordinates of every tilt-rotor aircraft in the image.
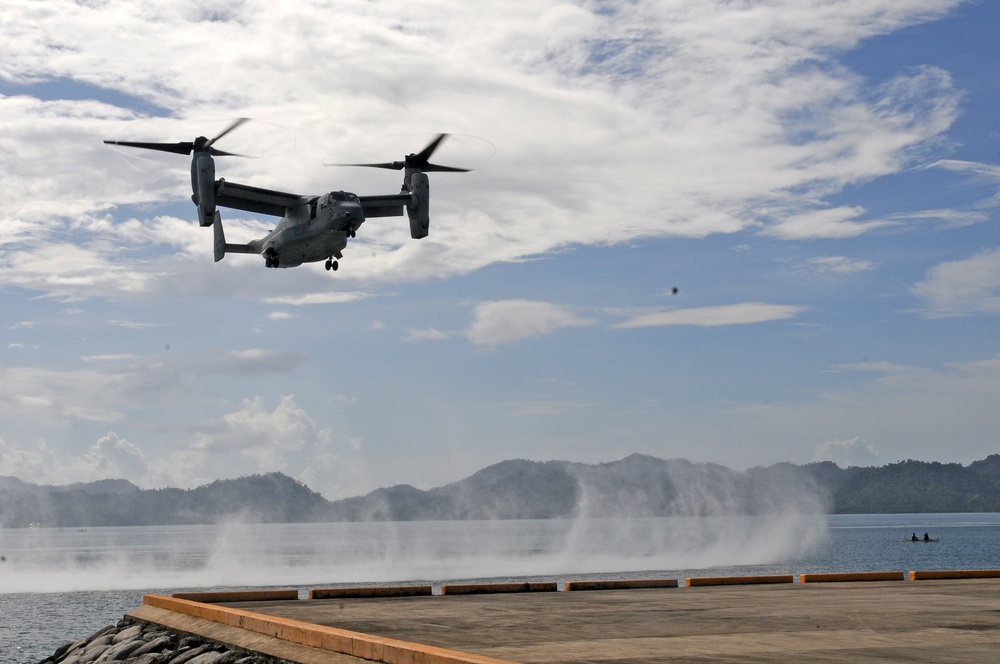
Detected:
[104,119,469,272]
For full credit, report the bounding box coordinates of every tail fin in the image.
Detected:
[212,212,256,262]
[212,212,226,262]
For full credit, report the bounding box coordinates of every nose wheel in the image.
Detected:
[325,258,339,272]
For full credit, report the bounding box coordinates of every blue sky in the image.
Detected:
[2,0,999,499]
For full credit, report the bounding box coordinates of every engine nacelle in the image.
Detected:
[406,171,430,239]
[191,154,217,227]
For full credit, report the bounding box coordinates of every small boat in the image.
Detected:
[902,537,940,542]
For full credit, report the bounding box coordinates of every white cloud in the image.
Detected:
[766,207,895,240]
[0,393,365,496]
[0,431,148,485]
[0,0,967,301]
[887,208,989,229]
[911,248,1000,317]
[614,302,806,328]
[405,327,451,342]
[803,256,875,275]
[932,159,1000,207]
[0,349,306,433]
[2,0,993,495]
[506,401,600,416]
[262,292,371,306]
[465,300,594,345]
[814,437,883,468]
[82,354,139,362]
[88,431,149,479]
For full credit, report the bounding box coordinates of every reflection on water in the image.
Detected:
[2,513,999,664]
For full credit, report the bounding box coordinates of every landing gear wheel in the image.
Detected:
[332,260,338,271]
[325,259,332,271]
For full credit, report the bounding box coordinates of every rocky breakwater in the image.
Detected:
[38,618,284,664]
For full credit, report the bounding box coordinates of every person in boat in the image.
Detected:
[923,532,930,541]
[911,533,918,541]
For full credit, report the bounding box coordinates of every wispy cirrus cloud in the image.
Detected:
[465,300,595,346]
[406,327,451,342]
[801,256,875,275]
[614,303,807,329]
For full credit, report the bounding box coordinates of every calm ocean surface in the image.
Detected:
[2,513,999,664]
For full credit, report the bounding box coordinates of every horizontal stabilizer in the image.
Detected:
[213,213,258,262]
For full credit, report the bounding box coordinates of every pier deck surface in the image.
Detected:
[209,579,1000,663]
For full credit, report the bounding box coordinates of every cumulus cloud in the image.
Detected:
[614,302,806,328]
[0,348,307,431]
[465,300,594,345]
[814,437,883,467]
[0,0,968,301]
[0,431,148,485]
[911,248,1000,317]
[87,431,149,479]
[0,393,366,496]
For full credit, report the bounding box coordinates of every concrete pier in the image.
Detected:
[125,576,1000,664]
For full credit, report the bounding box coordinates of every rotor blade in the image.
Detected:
[326,161,404,170]
[205,117,250,150]
[324,133,471,172]
[411,134,447,165]
[422,163,471,173]
[103,139,195,155]
[209,147,249,158]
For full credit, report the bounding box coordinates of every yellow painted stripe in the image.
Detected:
[909,569,1000,580]
[143,594,517,664]
[800,571,905,583]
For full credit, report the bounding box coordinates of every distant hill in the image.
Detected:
[2,454,1000,527]
[323,455,828,521]
[0,472,329,527]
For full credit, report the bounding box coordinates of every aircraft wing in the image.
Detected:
[358,193,412,218]
[215,180,312,217]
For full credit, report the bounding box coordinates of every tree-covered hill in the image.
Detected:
[3,454,1000,527]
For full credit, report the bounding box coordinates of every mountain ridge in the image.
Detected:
[2,454,1000,527]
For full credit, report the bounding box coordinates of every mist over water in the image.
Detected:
[0,513,828,595]
[6,513,1000,664]
[0,456,833,594]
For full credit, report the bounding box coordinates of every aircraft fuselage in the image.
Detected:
[255,191,364,268]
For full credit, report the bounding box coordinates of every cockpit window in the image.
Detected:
[331,191,348,201]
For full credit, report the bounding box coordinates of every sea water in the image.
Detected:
[2,513,999,664]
